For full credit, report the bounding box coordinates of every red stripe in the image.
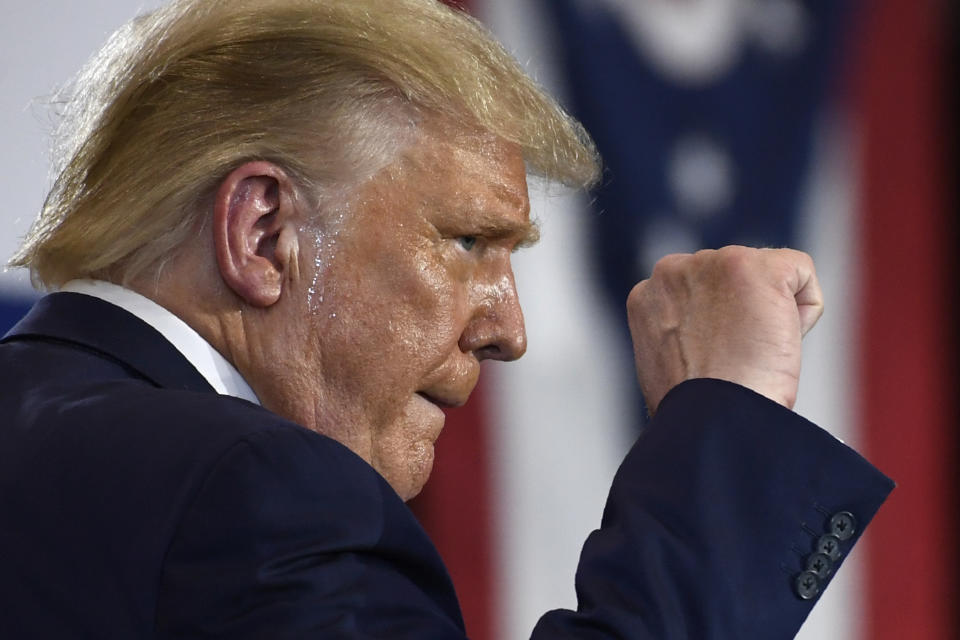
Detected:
[852,0,956,637]
[409,6,494,640]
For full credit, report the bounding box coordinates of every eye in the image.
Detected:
[457,235,478,251]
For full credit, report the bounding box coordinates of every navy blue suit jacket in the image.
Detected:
[0,292,893,638]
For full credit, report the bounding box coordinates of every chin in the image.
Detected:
[390,441,436,502]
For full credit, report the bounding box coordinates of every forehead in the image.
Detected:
[382,120,533,237]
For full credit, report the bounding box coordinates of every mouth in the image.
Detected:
[416,390,468,410]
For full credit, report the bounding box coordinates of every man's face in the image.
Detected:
[287,122,533,500]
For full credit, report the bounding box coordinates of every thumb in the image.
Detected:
[792,254,824,337]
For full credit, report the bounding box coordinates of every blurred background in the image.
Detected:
[1,1,954,638]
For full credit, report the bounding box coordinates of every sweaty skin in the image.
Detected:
[147,119,535,501]
[285,125,534,499]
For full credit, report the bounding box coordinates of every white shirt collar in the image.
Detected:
[60,279,260,405]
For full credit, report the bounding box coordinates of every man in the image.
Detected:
[0,0,892,638]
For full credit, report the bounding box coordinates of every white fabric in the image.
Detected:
[60,279,260,405]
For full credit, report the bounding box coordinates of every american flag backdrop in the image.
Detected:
[0,1,954,639]
[415,1,957,639]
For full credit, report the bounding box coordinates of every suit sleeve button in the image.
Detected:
[829,511,857,541]
[805,552,834,578]
[816,533,843,561]
[795,571,821,600]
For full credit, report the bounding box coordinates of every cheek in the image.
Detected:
[306,233,469,392]
[377,253,466,352]
[313,267,457,385]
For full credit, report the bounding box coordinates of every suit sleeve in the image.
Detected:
[533,378,894,640]
[154,424,466,640]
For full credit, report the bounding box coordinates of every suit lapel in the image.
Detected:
[2,292,215,394]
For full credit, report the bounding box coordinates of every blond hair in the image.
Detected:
[10,0,600,289]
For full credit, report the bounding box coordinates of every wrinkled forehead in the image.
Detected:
[392,118,530,209]
[329,114,535,245]
[403,116,520,162]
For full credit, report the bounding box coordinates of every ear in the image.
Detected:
[213,161,302,307]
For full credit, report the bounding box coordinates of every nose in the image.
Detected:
[459,272,527,362]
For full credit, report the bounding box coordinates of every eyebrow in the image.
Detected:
[474,182,539,246]
[466,213,540,248]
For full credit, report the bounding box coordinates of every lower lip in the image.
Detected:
[417,393,444,412]
[415,393,447,426]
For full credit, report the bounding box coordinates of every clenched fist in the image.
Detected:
[627,246,824,414]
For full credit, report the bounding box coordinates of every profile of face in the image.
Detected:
[274,121,534,500]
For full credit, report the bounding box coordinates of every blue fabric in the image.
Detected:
[0,293,893,638]
[0,294,33,336]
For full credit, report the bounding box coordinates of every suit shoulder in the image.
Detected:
[4,372,373,510]
[95,383,383,496]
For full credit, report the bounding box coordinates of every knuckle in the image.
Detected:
[786,247,813,263]
[770,246,814,270]
[715,245,751,258]
[713,245,756,281]
[626,279,649,309]
[650,252,689,281]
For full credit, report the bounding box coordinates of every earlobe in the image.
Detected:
[213,161,301,307]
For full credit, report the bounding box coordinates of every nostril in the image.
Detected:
[475,329,526,363]
[475,345,501,361]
